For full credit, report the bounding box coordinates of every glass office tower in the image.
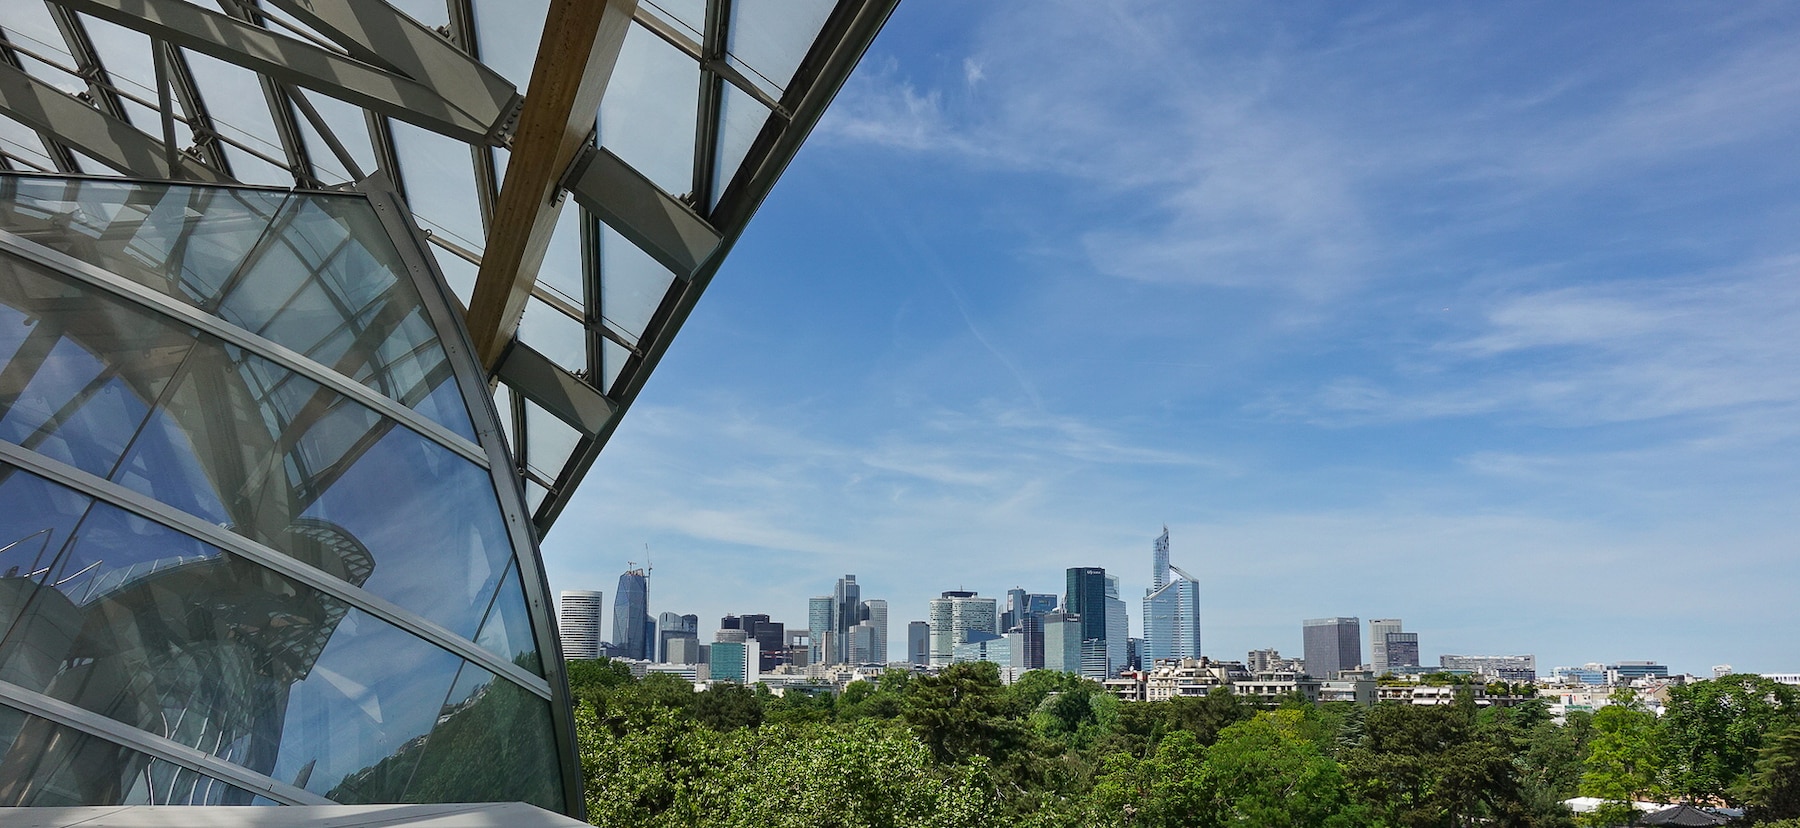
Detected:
[0,175,563,809]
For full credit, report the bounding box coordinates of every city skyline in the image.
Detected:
[539,1,1800,679]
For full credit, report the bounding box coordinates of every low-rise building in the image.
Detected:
[1233,671,1321,704]
[1144,657,1249,701]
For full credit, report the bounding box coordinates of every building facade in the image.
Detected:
[862,598,888,664]
[560,590,606,659]
[612,568,652,661]
[657,612,699,663]
[1303,617,1362,679]
[1440,654,1539,682]
[927,590,997,666]
[908,620,931,667]
[1104,574,1129,676]
[1368,619,1403,674]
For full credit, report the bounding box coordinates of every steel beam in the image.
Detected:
[0,61,226,181]
[566,146,721,279]
[262,0,521,138]
[494,341,616,438]
[463,0,637,369]
[60,0,501,145]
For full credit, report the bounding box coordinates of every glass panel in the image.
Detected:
[401,665,562,810]
[475,564,541,675]
[0,176,286,302]
[0,115,58,171]
[470,0,550,94]
[599,224,676,341]
[599,26,700,197]
[112,341,510,638]
[0,482,470,802]
[523,479,548,513]
[0,466,93,674]
[0,178,479,440]
[643,0,705,39]
[712,82,771,207]
[0,704,261,806]
[519,297,586,372]
[436,251,477,308]
[600,338,629,393]
[522,400,577,482]
[536,203,585,309]
[0,252,198,479]
[178,49,291,186]
[390,121,486,255]
[290,90,379,184]
[726,0,835,94]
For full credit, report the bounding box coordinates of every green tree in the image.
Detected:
[1741,723,1800,822]
[902,661,1024,765]
[691,682,763,731]
[1202,713,1362,827]
[1344,694,1540,827]
[1661,675,1800,805]
[727,721,998,828]
[1580,690,1666,809]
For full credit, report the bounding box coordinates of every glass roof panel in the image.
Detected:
[0,116,55,170]
[599,24,700,197]
[390,120,486,254]
[600,338,629,394]
[519,296,587,373]
[711,80,770,207]
[727,0,836,94]
[0,5,72,74]
[523,398,580,482]
[385,0,452,32]
[643,0,706,40]
[470,0,551,95]
[598,223,675,341]
[536,202,586,310]
[290,89,374,184]
[76,13,161,123]
[177,49,291,185]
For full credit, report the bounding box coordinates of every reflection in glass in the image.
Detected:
[0,705,261,806]
[0,257,197,480]
[328,661,560,810]
[0,474,472,800]
[0,177,476,440]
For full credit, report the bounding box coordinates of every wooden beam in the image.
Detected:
[464,0,637,369]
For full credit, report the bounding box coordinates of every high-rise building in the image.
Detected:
[737,614,786,671]
[710,636,761,685]
[1369,619,1403,674]
[908,621,931,667]
[1302,617,1362,679]
[862,599,889,664]
[560,591,606,660]
[1065,567,1109,645]
[833,574,861,664]
[1043,611,1084,674]
[612,568,652,661]
[658,612,700,662]
[0,2,888,815]
[1142,530,1202,665]
[808,596,835,665]
[1152,525,1171,592]
[927,590,998,666]
[1104,575,1129,676]
[1384,633,1421,672]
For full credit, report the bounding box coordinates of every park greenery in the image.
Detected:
[566,661,1800,827]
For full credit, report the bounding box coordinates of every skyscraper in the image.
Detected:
[613,568,651,660]
[1143,528,1202,666]
[1369,619,1403,674]
[863,599,889,663]
[1152,525,1171,592]
[1043,611,1084,674]
[908,621,931,667]
[1104,574,1129,675]
[560,591,605,659]
[1302,617,1362,679]
[808,596,834,665]
[927,590,998,666]
[833,574,861,664]
[738,614,786,671]
[1065,567,1108,646]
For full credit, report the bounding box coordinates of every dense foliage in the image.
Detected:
[566,662,1800,827]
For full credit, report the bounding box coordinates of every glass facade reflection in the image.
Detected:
[0,174,570,812]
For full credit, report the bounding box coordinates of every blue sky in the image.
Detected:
[542,1,1800,676]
